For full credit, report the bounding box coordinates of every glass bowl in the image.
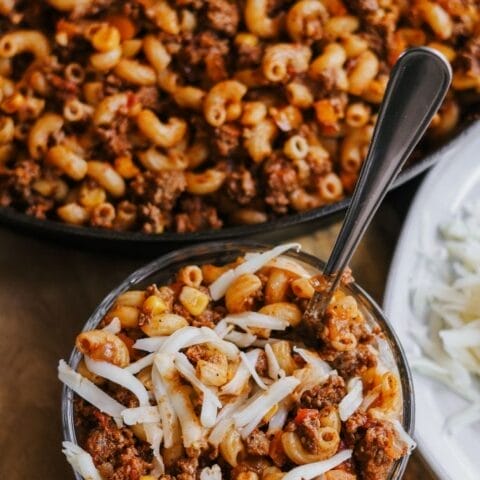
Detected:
[62,241,415,480]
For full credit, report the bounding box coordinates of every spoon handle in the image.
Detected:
[306,47,452,321]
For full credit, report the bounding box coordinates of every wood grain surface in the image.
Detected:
[0,199,437,480]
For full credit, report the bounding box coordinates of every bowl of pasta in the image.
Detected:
[59,242,415,480]
[0,0,479,251]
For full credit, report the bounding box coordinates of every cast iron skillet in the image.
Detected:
[0,122,475,255]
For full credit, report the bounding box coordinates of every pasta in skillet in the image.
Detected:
[0,1,479,233]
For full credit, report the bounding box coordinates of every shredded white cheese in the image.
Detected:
[209,243,301,300]
[221,349,259,395]
[102,317,121,334]
[58,360,124,421]
[224,330,257,347]
[339,377,363,421]
[292,346,332,375]
[267,400,289,434]
[151,365,177,449]
[265,343,284,379]
[125,352,156,374]
[133,336,168,352]
[155,353,205,449]
[121,406,161,425]
[412,203,480,430]
[282,449,353,480]
[84,356,150,406]
[234,376,300,437]
[240,350,267,390]
[224,312,289,331]
[62,441,103,480]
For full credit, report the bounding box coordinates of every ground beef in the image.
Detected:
[236,41,264,69]
[178,32,229,85]
[225,167,257,205]
[95,117,130,156]
[333,344,377,378]
[231,458,272,478]
[295,409,326,453]
[344,411,368,445]
[191,306,224,328]
[176,456,198,480]
[174,197,223,232]
[131,171,186,211]
[136,86,162,110]
[245,429,270,456]
[206,0,240,36]
[300,375,346,410]
[185,344,209,365]
[354,419,406,480]
[255,350,268,377]
[212,123,242,156]
[106,384,139,409]
[263,155,298,214]
[26,199,53,218]
[76,401,152,480]
[456,37,480,76]
[344,0,379,15]
[138,203,170,234]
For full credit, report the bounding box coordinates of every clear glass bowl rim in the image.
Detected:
[62,240,415,480]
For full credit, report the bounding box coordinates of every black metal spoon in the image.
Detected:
[304,47,452,333]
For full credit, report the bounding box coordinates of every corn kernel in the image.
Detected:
[179,286,209,316]
[142,295,168,315]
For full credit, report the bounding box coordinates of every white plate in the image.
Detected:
[384,121,480,480]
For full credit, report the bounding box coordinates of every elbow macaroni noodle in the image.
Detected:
[0,0,478,232]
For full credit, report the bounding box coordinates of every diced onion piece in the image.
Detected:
[392,420,416,453]
[221,349,259,395]
[224,312,289,331]
[240,350,267,389]
[62,441,102,480]
[339,377,363,421]
[267,401,289,434]
[200,465,222,480]
[234,376,300,436]
[84,356,150,406]
[133,336,168,352]
[282,449,353,480]
[125,352,156,374]
[151,365,177,448]
[121,406,161,425]
[103,317,121,334]
[293,346,332,375]
[155,352,205,449]
[58,360,124,420]
[265,343,284,379]
[224,330,257,347]
[209,243,301,300]
[174,353,222,407]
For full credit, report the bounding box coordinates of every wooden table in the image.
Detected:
[0,190,436,480]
